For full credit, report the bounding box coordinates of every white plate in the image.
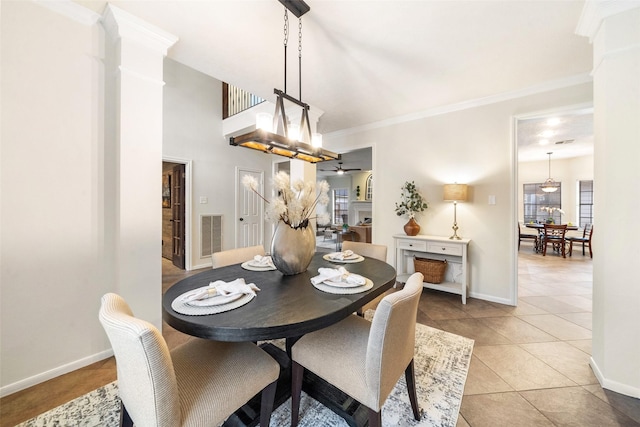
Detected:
[185,293,243,307]
[323,277,367,288]
[313,278,374,295]
[323,253,365,263]
[241,261,276,271]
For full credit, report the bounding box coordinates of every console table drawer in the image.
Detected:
[397,239,428,252]
[394,234,470,304]
[426,243,463,256]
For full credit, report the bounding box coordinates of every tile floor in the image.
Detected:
[2,245,639,426]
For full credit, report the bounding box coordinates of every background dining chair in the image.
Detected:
[541,223,568,258]
[341,241,389,316]
[518,223,538,251]
[211,245,265,268]
[290,272,424,427]
[99,293,279,427]
[567,223,593,258]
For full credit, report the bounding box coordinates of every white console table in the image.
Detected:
[393,234,471,304]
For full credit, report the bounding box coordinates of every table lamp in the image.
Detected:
[443,184,468,240]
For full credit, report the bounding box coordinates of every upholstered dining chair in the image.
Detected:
[567,223,593,258]
[211,245,265,268]
[341,241,389,316]
[290,272,424,427]
[541,223,568,258]
[518,223,538,251]
[99,293,279,427]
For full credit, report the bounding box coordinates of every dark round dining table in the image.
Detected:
[162,252,397,343]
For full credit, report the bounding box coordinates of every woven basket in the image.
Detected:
[413,257,447,284]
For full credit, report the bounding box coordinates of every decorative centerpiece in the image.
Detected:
[395,181,428,236]
[540,206,564,224]
[243,172,330,275]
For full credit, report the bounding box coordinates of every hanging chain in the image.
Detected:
[283,9,289,93]
[298,17,303,100]
[283,9,289,47]
[298,17,303,59]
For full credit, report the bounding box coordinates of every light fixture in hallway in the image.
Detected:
[540,152,559,193]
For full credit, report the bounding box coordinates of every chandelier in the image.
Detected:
[540,152,559,193]
[229,0,339,163]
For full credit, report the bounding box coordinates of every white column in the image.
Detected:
[577,2,640,398]
[102,5,178,328]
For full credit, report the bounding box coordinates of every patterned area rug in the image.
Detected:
[18,324,473,427]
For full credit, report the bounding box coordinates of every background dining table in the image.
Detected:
[162,251,397,427]
[525,223,579,254]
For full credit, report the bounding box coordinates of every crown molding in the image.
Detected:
[102,4,178,55]
[326,73,592,139]
[576,0,640,41]
[32,0,101,26]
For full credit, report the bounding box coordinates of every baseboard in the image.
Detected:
[191,261,212,270]
[0,349,114,398]
[468,291,515,306]
[590,357,640,398]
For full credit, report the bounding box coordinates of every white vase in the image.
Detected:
[270,221,316,275]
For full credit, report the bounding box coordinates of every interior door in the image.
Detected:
[236,169,263,248]
[171,164,186,269]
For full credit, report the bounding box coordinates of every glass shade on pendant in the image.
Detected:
[312,132,322,147]
[288,123,300,141]
[256,112,273,132]
[540,179,559,192]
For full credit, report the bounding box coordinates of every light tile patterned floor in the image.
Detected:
[2,247,639,427]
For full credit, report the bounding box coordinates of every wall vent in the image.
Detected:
[201,215,222,259]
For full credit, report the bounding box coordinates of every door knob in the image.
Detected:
[239,218,244,221]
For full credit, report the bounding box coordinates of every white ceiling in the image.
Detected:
[517,108,593,163]
[317,147,372,177]
[76,0,593,161]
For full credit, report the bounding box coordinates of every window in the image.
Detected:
[365,174,373,200]
[333,189,349,224]
[578,180,594,227]
[523,183,562,223]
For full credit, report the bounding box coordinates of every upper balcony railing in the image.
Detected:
[222,82,265,119]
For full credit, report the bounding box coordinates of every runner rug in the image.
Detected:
[18,323,473,427]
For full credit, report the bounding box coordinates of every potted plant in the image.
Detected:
[395,181,428,236]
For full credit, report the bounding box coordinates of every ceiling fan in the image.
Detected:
[319,162,361,175]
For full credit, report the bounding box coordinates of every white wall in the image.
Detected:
[163,59,274,269]
[1,1,108,393]
[325,83,593,304]
[518,155,594,225]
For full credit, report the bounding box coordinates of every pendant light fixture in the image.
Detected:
[229,0,339,163]
[540,152,559,193]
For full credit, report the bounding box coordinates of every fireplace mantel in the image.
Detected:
[350,201,372,224]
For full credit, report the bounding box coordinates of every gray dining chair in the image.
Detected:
[99,293,279,427]
[341,241,389,316]
[290,272,424,427]
[211,245,265,268]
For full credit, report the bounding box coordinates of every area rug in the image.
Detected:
[17,324,473,427]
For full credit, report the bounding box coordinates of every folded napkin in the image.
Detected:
[250,255,275,267]
[310,266,366,286]
[183,278,260,303]
[329,250,355,260]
